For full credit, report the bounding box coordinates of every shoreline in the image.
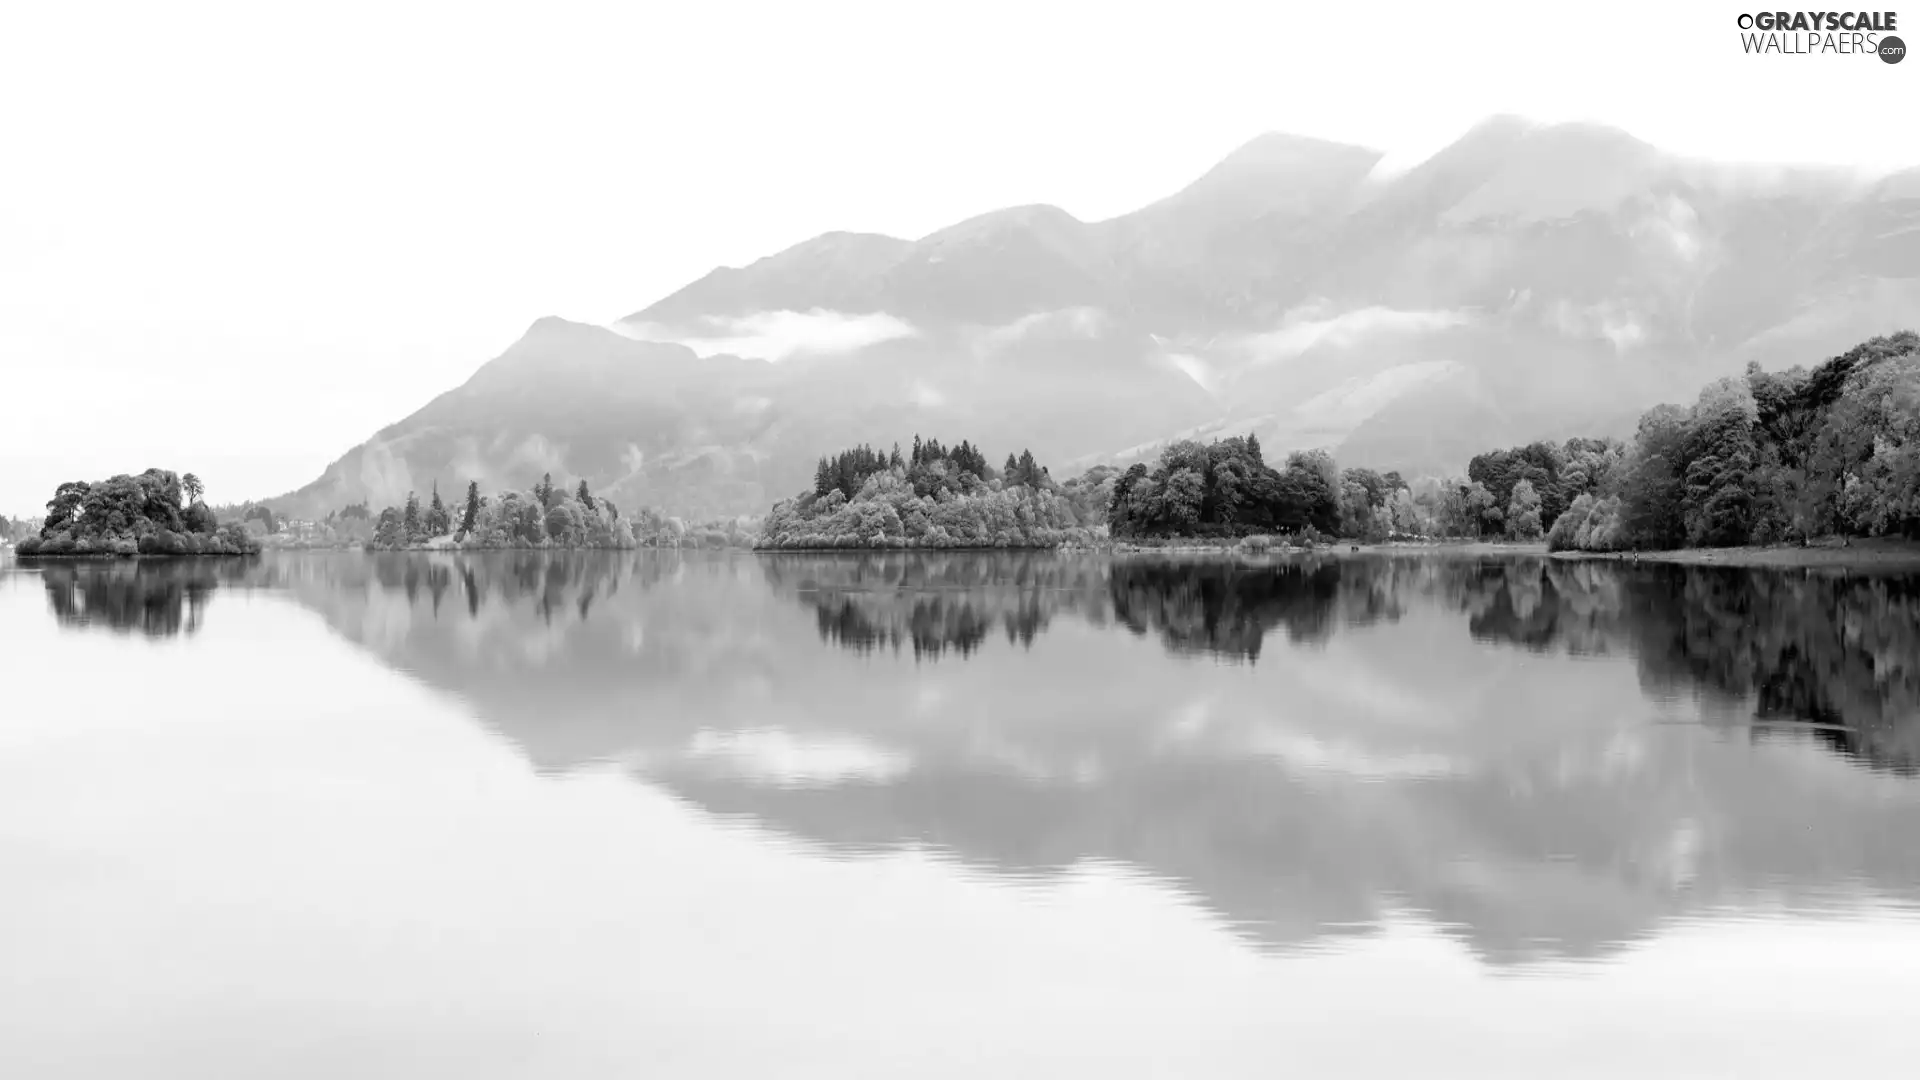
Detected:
[7,552,259,561]
[1551,540,1920,569]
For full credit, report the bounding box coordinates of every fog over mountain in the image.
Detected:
[276,116,1920,519]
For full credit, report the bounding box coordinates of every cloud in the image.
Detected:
[617,308,918,361]
[1251,730,1463,781]
[1641,194,1702,262]
[1543,299,1647,351]
[909,380,946,408]
[509,432,567,473]
[1239,303,1472,364]
[683,727,911,786]
[1291,361,1465,424]
[1166,352,1221,394]
[975,306,1108,352]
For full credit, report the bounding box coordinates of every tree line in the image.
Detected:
[1545,331,1919,551]
[356,474,763,551]
[1098,330,1919,551]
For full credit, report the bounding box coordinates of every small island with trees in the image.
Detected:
[755,436,1105,549]
[13,470,260,557]
[360,475,637,550]
[351,473,754,551]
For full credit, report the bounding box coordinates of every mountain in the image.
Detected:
[275,117,1920,518]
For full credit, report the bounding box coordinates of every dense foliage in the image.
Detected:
[1106,436,1346,539]
[366,473,636,550]
[813,436,997,501]
[1545,331,1920,552]
[762,436,1099,549]
[357,473,762,551]
[15,469,257,557]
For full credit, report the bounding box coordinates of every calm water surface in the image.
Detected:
[5,549,1920,1077]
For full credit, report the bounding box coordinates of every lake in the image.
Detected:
[5,549,1920,1077]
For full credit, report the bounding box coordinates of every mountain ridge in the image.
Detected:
[273,115,1920,519]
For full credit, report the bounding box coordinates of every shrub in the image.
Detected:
[17,536,43,555]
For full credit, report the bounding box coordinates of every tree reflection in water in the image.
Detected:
[39,549,1920,966]
[35,559,243,638]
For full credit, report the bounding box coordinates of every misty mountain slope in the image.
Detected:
[278,117,1920,518]
[284,319,786,518]
[630,231,914,324]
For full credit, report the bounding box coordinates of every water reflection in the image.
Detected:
[32,559,252,637]
[34,550,1920,965]
[760,552,1110,659]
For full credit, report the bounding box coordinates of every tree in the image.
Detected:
[461,481,481,536]
[1018,449,1041,488]
[545,500,585,543]
[576,479,595,510]
[1435,483,1475,538]
[536,473,555,509]
[426,483,452,537]
[374,507,405,548]
[182,502,218,535]
[402,491,422,540]
[182,473,204,506]
[1389,488,1421,535]
[1466,482,1502,537]
[44,481,91,532]
[1507,479,1544,540]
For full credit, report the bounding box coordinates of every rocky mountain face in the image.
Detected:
[278,116,1920,519]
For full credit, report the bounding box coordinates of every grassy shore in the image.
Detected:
[1551,538,1920,569]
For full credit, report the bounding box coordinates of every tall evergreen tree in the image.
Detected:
[576,479,595,510]
[461,481,481,536]
[426,482,451,536]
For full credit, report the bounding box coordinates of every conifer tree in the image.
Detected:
[426,482,451,535]
[461,481,481,536]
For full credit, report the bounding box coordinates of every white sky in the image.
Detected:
[1,0,1912,517]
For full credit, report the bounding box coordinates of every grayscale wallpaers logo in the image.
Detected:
[1736,10,1903,58]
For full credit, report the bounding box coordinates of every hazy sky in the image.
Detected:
[2,0,1912,517]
